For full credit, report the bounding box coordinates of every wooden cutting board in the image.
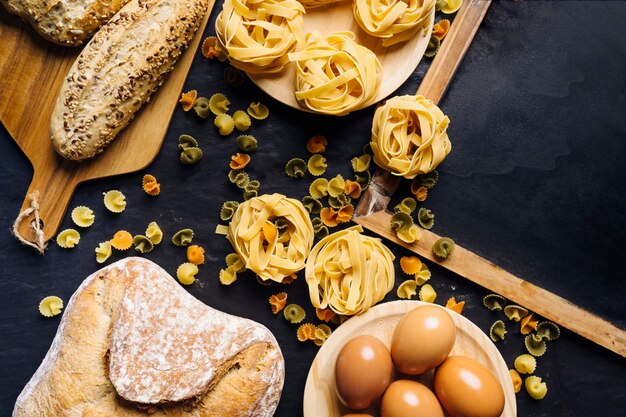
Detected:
[0,2,214,248]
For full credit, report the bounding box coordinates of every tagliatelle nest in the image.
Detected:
[371,95,451,179]
[288,31,382,116]
[227,193,314,282]
[305,225,395,316]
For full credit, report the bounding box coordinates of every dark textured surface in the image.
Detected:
[1,1,625,416]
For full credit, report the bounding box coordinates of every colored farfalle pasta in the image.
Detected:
[56,229,80,248]
[172,229,194,246]
[328,193,350,209]
[445,297,465,314]
[142,174,160,196]
[309,178,329,199]
[71,206,95,227]
[288,31,382,115]
[233,110,252,132]
[284,303,306,324]
[418,207,435,229]
[209,93,230,115]
[269,292,288,314]
[302,196,323,214]
[177,262,199,285]
[145,222,163,245]
[230,153,251,170]
[224,65,245,86]
[95,241,112,263]
[344,180,362,198]
[247,102,269,120]
[236,135,258,152]
[525,375,548,400]
[432,237,454,259]
[219,267,238,285]
[371,95,451,179]
[214,113,235,136]
[305,225,395,316]
[353,0,435,46]
[307,154,328,176]
[483,293,506,311]
[351,154,371,172]
[133,235,154,254]
[391,211,421,243]
[215,0,305,74]
[432,19,451,40]
[397,280,417,299]
[39,296,63,317]
[525,334,547,357]
[202,36,223,59]
[297,323,316,342]
[394,197,417,214]
[504,304,528,322]
[179,89,198,111]
[419,284,437,303]
[509,369,522,393]
[227,193,314,282]
[520,313,538,335]
[110,230,132,250]
[316,307,335,322]
[226,252,246,272]
[180,147,203,165]
[187,245,205,264]
[489,320,507,342]
[400,255,422,274]
[439,0,463,15]
[306,135,327,153]
[314,324,332,346]
[327,175,345,197]
[193,97,212,119]
[285,158,307,178]
[514,354,537,374]
[103,190,126,213]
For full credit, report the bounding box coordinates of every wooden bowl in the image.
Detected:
[303,300,517,417]
[248,1,433,114]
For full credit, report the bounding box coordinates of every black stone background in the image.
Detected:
[1,1,625,416]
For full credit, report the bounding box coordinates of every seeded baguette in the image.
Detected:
[1,0,131,46]
[51,0,209,161]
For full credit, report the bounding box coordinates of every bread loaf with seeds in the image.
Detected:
[0,0,131,46]
[50,0,209,161]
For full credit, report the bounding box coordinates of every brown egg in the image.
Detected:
[380,380,444,417]
[434,356,505,417]
[335,335,393,410]
[391,305,456,374]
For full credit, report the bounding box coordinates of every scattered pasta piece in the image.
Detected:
[306,225,395,315]
[371,94,451,179]
[225,252,246,273]
[400,255,422,275]
[510,370,522,393]
[230,152,251,170]
[133,235,154,254]
[187,245,206,265]
[432,237,455,259]
[327,175,345,197]
[178,134,198,150]
[141,174,160,196]
[514,354,537,374]
[172,228,194,246]
[247,102,270,120]
[520,313,538,335]
[504,305,529,322]
[432,19,451,40]
[56,229,80,248]
[445,297,465,314]
[439,0,463,14]
[233,110,252,132]
[329,193,351,209]
[302,196,323,214]
[525,334,547,357]
[489,320,507,342]
[307,154,328,176]
[394,197,417,214]
[284,303,306,324]
[193,97,212,119]
[351,154,371,172]
[145,222,163,245]
[95,241,112,263]
[419,284,437,303]
[316,307,335,323]
[309,178,329,199]
[227,194,314,282]
[315,324,332,340]
[415,265,431,285]
[314,225,330,240]
[397,224,421,244]
[39,296,63,317]
[229,170,250,187]
[413,185,428,202]
[415,170,439,189]
[103,190,126,213]
[297,323,317,341]
[201,36,223,59]
[285,158,307,178]
[424,35,441,58]
[320,207,340,227]
[180,147,203,165]
[536,321,561,341]
[483,294,506,311]
[177,262,199,285]
[261,221,278,244]
[353,0,435,46]
[344,180,362,198]
[397,280,417,299]
[237,135,258,152]
[214,113,235,136]
[269,292,288,314]
[336,204,354,223]
[354,170,371,190]
[215,224,230,235]
[179,89,197,111]
[306,135,328,153]
[224,65,245,87]
[220,201,240,221]
[71,206,95,227]
[209,93,230,115]
[418,207,435,229]
[281,273,298,284]
[110,230,132,250]
[525,376,548,400]
[219,267,238,285]
[391,212,421,243]
[243,188,258,200]
[289,31,382,115]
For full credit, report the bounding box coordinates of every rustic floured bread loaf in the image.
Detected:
[13,257,284,416]
[0,0,130,46]
[50,0,208,160]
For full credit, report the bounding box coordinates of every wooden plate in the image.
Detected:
[247,1,434,114]
[303,300,516,417]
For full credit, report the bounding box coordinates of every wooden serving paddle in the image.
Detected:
[354,0,626,358]
[0,2,215,252]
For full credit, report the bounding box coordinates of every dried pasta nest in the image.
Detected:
[288,31,382,116]
[215,0,305,74]
[228,193,314,282]
[371,95,451,179]
[305,225,395,315]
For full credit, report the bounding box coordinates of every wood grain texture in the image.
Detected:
[0,3,214,244]
[248,1,433,113]
[303,300,516,417]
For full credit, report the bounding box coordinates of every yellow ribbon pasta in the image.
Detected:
[288,31,382,115]
[215,0,305,74]
[371,94,451,179]
[305,225,395,316]
[353,0,435,46]
[299,0,342,8]
[228,193,314,282]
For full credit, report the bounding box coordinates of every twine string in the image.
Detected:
[12,191,47,254]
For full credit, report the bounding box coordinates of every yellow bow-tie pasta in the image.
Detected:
[305,225,395,316]
[353,0,436,46]
[216,0,305,74]
[228,193,314,282]
[371,94,451,178]
[288,31,382,115]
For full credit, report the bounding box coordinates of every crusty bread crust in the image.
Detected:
[13,258,285,417]
[0,0,131,46]
[50,0,209,160]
